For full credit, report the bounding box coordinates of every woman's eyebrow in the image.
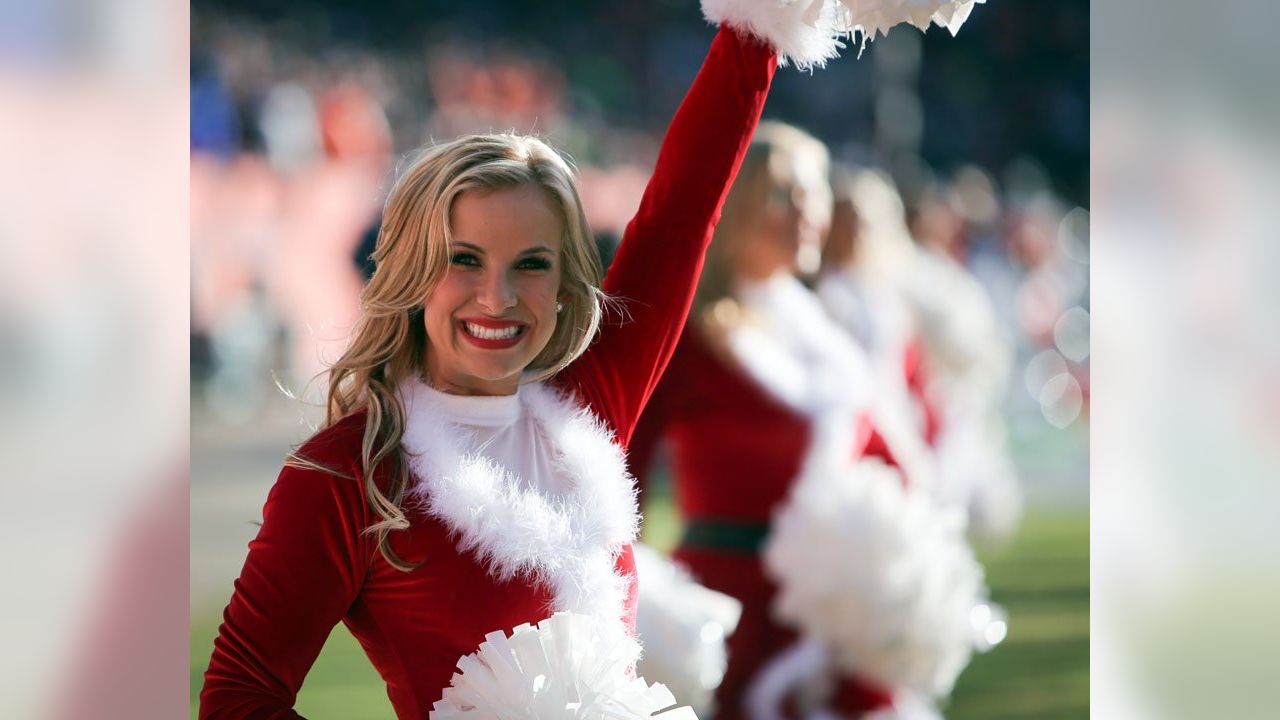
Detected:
[519,246,556,256]
[452,242,554,256]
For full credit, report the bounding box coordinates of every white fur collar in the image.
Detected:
[726,274,880,475]
[398,379,639,628]
[728,273,873,418]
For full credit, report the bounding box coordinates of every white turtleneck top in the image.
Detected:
[410,381,570,498]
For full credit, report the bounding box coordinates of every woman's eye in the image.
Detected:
[516,257,552,271]
[450,252,480,267]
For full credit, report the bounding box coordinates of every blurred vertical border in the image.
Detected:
[1093,1,1280,718]
[0,0,190,717]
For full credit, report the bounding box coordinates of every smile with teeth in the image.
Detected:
[462,322,526,340]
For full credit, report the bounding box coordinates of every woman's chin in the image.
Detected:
[448,362,526,392]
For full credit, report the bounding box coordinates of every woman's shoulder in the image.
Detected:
[267,409,378,522]
[291,409,370,469]
[276,409,379,506]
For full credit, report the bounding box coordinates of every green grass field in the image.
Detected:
[190,508,1088,718]
[945,513,1089,719]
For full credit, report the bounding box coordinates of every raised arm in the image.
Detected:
[561,25,776,443]
[200,427,375,719]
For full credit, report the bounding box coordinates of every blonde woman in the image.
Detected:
[198,15,787,719]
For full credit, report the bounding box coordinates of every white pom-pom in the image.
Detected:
[833,0,988,44]
[762,459,988,698]
[634,544,742,715]
[431,612,699,720]
[702,0,987,68]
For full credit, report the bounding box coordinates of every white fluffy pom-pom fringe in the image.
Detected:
[762,459,990,698]
[431,612,699,720]
[634,544,742,715]
[702,0,987,68]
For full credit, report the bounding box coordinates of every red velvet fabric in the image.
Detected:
[200,27,777,720]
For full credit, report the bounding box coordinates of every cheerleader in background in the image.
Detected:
[818,167,934,439]
[732,165,1005,720]
[629,122,910,720]
[821,167,1021,542]
[817,166,939,496]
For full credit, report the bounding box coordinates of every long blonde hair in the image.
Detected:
[292,134,604,570]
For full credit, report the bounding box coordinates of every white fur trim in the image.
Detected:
[702,0,987,68]
[400,379,639,631]
[702,0,845,70]
[724,274,874,473]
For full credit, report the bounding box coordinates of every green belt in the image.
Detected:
[681,518,771,554]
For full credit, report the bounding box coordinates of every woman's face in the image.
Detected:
[422,184,564,396]
[734,182,827,281]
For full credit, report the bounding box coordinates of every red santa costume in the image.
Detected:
[629,271,905,719]
[200,25,778,719]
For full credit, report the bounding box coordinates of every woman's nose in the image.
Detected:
[476,271,517,312]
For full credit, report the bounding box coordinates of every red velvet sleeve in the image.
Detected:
[558,27,776,445]
[200,422,376,719]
